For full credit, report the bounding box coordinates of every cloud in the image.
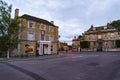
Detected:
[4,0,120,45]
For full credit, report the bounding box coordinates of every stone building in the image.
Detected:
[81,24,120,51]
[72,36,80,51]
[15,9,59,56]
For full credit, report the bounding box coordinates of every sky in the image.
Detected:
[4,0,120,45]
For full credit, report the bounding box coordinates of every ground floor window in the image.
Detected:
[26,45,34,53]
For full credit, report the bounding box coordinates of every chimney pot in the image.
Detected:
[51,21,54,24]
[15,8,19,18]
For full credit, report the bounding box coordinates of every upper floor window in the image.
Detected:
[98,34,102,39]
[49,26,54,32]
[104,34,108,39]
[40,30,45,41]
[28,33,34,40]
[104,42,108,47]
[41,24,45,30]
[49,35,54,41]
[28,22,34,28]
[112,41,116,47]
[111,33,115,39]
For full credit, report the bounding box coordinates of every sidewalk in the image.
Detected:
[0,52,67,62]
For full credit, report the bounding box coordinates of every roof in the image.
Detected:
[85,24,117,34]
[20,14,58,27]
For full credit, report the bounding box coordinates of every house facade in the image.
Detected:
[16,9,59,56]
[72,36,80,51]
[81,24,120,51]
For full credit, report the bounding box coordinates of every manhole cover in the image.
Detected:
[87,62,99,66]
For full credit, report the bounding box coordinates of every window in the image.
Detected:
[41,30,45,35]
[41,24,45,30]
[26,45,34,53]
[112,41,115,47]
[111,33,115,39]
[49,35,54,41]
[98,35,102,39]
[104,34,108,39]
[28,33,34,40]
[41,35,45,41]
[40,30,45,41]
[49,26,54,32]
[28,22,34,28]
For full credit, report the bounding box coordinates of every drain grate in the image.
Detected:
[87,62,99,66]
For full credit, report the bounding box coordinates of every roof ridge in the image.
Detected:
[20,14,58,27]
[23,14,50,22]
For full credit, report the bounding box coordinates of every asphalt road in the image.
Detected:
[0,52,120,80]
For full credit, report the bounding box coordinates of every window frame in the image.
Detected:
[40,24,46,30]
[49,26,54,32]
[49,35,54,41]
[27,32,35,40]
[28,21,35,28]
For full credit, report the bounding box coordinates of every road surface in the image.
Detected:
[0,52,120,80]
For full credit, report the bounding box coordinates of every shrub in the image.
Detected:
[80,41,90,48]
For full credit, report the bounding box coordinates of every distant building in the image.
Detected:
[15,9,59,56]
[72,36,80,51]
[81,24,120,51]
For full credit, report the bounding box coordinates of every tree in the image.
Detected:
[80,41,90,48]
[110,20,120,31]
[0,0,21,58]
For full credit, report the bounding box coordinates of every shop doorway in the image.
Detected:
[37,41,51,55]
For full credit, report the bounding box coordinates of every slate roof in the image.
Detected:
[88,25,114,31]
[84,24,118,34]
[20,14,58,27]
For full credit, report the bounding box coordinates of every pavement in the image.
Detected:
[0,51,68,62]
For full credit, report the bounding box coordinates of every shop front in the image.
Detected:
[37,41,51,55]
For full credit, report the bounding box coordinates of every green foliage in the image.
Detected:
[110,20,120,31]
[80,41,90,48]
[116,40,120,48]
[0,0,20,52]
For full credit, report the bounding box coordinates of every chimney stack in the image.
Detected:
[15,8,19,18]
[51,21,54,24]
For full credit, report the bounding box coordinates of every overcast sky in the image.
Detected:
[4,0,120,44]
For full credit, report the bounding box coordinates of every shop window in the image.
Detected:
[26,45,34,53]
